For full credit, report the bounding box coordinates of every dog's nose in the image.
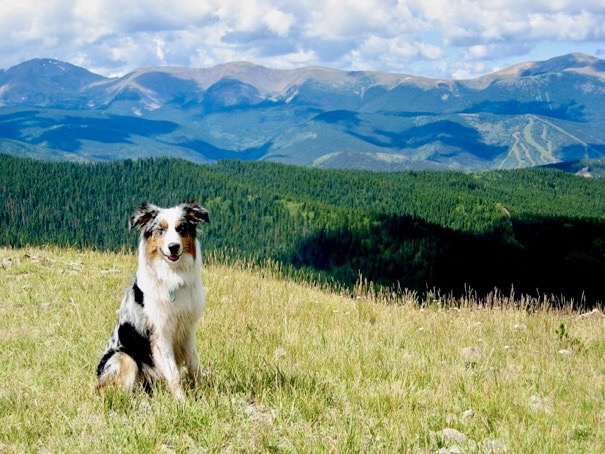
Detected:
[168,243,181,254]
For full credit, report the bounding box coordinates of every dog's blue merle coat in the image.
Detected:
[96,201,209,398]
[96,282,154,390]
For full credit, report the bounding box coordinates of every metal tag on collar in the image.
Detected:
[169,290,176,303]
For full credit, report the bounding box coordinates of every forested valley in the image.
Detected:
[2,154,605,305]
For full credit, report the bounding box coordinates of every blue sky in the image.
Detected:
[0,0,603,79]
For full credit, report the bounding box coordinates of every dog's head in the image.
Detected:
[129,201,210,264]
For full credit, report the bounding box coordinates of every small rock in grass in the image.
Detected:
[529,395,552,414]
[273,347,287,360]
[244,401,274,425]
[439,428,468,444]
[460,346,482,364]
[483,439,507,453]
[578,308,602,318]
[138,400,152,413]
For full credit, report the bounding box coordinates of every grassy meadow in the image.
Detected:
[1,246,605,452]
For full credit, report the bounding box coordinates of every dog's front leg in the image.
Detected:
[152,338,184,399]
[184,332,202,387]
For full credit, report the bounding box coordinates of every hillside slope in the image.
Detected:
[2,154,605,303]
[0,246,604,452]
[1,54,605,170]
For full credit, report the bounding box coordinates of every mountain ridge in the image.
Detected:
[1,53,605,171]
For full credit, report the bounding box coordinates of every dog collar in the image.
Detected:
[169,290,176,303]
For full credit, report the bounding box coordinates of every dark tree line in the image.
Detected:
[1,153,605,305]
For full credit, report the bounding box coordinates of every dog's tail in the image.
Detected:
[96,351,142,392]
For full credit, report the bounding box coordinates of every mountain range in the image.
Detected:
[1,53,605,171]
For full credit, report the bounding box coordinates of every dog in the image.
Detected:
[96,201,209,399]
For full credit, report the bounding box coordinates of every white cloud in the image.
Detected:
[263,8,295,37]
[0,0,603,79]
[347,36,443,72]
[529,11,605,41]
[304,0,393,39]
[419,0,605,45]
[153,37,166,64]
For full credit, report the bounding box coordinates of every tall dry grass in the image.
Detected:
[0,246,604,452]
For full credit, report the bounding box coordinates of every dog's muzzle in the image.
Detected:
[163,243,182,262]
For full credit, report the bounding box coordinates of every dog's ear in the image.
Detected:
[182,201,210,224]
[129,203,160,231]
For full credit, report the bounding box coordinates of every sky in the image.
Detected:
[0,0,604,80]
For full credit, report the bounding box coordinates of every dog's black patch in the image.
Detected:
[97,350,115,377]
[133,282,144,307]
[141,217,161,239]
[130,203,160,232]
[118,322,153,368]
[96,322,154,378]
[176,219,198,237]
[182,201,210,225]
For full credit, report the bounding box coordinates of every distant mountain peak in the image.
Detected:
[1,57,106,88]
[485,52,605,82]
[5,58,102,76]
[1,53,605,171]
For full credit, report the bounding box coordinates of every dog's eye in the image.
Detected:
[155,228,166,236]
